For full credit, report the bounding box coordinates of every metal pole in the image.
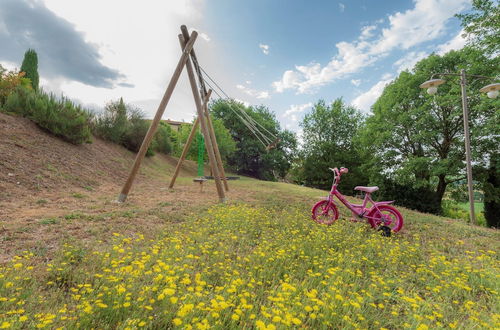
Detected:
[460,69,476,225]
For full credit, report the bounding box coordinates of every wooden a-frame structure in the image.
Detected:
[118,25,228,203]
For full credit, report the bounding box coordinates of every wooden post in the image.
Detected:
[117,31,198,203]
[181,25,229,192]
[168,90,212,189]
[204,102,229,191]
[179,34,225,203]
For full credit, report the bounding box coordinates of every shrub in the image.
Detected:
[0,66,32,105]
[1,85,92,145]
[122,111,154,156]
[154,122,173,155]
[92,98,128,144]
[2,86,35,116]
[92,100,172,157]
[442,200,487,227]
[374,179,442,215]
[29,93,92,144]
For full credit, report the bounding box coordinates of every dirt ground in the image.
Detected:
[0,112,256,263]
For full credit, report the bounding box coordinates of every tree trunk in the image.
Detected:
[436,174,448,205]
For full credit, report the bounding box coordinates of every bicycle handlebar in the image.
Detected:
[329,167,348,185]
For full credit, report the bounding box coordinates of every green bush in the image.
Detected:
[1,86,92,145]
[30,93,92,144]
[92,98,128,144]
[154,122,173,155]
[92,100,172,157]
[0,65,32,105]
[374,179,442,215]
[442,200,487,227]
[2,86,34,116]
[122,113,154,156]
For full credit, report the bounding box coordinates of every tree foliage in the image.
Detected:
[456,0,500,54]
[211,99,297,181]
[92,99,172,156]
[296,99,367,192]
[174,116,236,165]
[361,47,499,207]
[0,65,32,106]
[20,49,39,91]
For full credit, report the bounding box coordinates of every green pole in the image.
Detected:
[197,131,204,177]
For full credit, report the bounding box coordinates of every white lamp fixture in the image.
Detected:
[479,83,500,99]
[419,78,446,95]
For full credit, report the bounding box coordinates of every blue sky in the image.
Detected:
[0,0,470,133]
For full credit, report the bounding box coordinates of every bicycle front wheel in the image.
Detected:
[311,200,339,225]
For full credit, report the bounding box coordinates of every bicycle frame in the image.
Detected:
[327,169,393,221]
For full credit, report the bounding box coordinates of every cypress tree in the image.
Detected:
[20,49,39,91]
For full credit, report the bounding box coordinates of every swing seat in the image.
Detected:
[193,177,208,192]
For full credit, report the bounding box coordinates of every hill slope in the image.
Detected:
[0,112,498,329]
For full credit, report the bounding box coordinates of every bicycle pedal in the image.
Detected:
[378,225,391,237]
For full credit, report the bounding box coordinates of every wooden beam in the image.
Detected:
[204,102,229,191]
[168,90,212,189]
[179,34,225,203]
[181,25,229,192]
[117,31,198,203]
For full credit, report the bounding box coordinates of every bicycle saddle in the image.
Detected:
[354,186,379,193]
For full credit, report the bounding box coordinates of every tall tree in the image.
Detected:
[211,100,297,181]
[483,154,500,228]
[362,47,499,205]
[297,98,367,192]
[456,0,500,54]
[20,49,39,91]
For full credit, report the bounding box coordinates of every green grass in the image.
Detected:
[457,202,484,214]
[0,180,499,329]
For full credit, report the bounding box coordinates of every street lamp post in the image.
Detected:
[458,69,476,225]
[420,73,500,225]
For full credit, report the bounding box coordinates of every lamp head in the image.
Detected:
[420,78,445,95]
[427,86,438,95]
[479,83,500,99]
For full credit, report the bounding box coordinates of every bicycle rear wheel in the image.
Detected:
[367,205,403,232]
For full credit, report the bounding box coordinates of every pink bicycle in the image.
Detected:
[311,167,403,236]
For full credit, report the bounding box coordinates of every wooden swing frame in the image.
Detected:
[117,25,228,203]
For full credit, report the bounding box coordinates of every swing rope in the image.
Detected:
[198,66,280,150]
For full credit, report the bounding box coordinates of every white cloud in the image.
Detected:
[0,60,18,71]
[272,0,469,94]
[259,43,269,55]
[236,84,270,99]
[21,0,210,121]
[234,98,250,107]
[351,79,361,86]
[360,25,377,40]
[339,3,345,12]
[351,75,394,112]
[437,30,466,55]
[189,27,211,42]
[282,102,313,122]
[393,51,428,72]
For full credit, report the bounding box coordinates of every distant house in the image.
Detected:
[163,119,189,132]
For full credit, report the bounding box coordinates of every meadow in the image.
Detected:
[0,179,499,329]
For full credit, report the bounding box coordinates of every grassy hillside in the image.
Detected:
[0,113,498,329]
